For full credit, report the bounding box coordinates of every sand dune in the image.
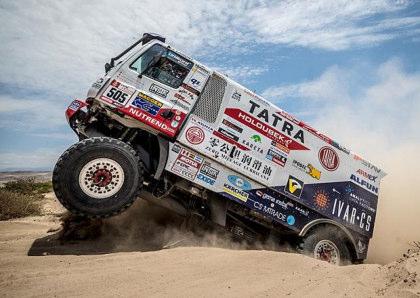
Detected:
[0,195,419,297]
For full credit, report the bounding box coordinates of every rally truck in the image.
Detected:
[53,33,386,265]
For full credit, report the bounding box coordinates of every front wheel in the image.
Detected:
[300,226,352,265]
[53,137,144,218]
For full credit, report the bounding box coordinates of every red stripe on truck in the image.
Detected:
[224,108,309,151]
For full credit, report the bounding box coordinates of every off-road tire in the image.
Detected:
[53,137,144,218]
[300,226,352,265]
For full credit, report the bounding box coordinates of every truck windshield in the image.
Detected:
[130,44,193,89]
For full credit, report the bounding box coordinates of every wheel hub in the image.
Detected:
[314,240,340,265]
[78,158,125,199]
[92,169,112,187]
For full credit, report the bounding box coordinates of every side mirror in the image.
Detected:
[104,62,112,73]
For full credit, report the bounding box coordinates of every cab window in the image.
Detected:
[130,44,193,89]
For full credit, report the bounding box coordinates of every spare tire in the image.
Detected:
[300,226,352,265]
[53,137,144,218]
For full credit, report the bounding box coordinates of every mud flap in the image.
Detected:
[208,194,228,227]
[154,136,169,180]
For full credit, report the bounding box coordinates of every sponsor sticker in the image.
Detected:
[167,51,193,69]
[255,190,292,210]
[252,201,286,221]
[250,134,262,143]
[101,80,135,106]
[223,175,252,202]
[200,162,219,179]
[92,77,105,89]
[197,162,219,185]
[307,164,321,180]
[241,138,264,154]
[223,183,249,202]
[246,100,305,144]
[228,175,251,191]
[295,205,309,217]
[190,78,200,86]
[131,92,163,116]
[121,106,182,137]
[350,174,379,194]
[69,100,81,111]
[266,149,287,167]
[181,83,199,95]
[224,108,308,151]
[271,140,290,154]
[171,148,203,180]
[177,88,195,101]
[197,173,214,185]
[170,99,190,111]
[172,159,196,180]
[354,155,382,174]
[292,160,321,180]
[205,138,275,183]
[149,83,169,98]
[189,116,214,132]
[172,144,181,153]
[284,175,304,198]
[286,215,295,225]
[357,239,367,253]
[343,185,376,213]
[188,66,208,91]
[356,169,377,182]
[222,119,243,133]
[217,127,239,142]
[331,195,372,233]
[186,126,205,145]
[331,140,350,155]
[174,92,193,109]
[318,146,339,171]
[232,90,241,101]
[313,189,330,210]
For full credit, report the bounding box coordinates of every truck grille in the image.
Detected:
[193,73,227,123]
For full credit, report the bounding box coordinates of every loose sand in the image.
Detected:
[0,194,419,297]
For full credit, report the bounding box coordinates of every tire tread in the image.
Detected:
[53,137,144,218]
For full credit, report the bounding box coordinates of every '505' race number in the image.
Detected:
[100,80,134,106]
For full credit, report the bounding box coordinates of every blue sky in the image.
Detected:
[0,0,419,171]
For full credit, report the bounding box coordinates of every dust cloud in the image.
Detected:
[59,198,290,256]
[97,200,269,253]
[367,143,420,264]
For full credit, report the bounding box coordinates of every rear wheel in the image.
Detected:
[300,226,352,265]
[53,137,144,218]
